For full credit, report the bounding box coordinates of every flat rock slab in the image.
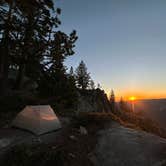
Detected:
[94,123,166,166]
[0,128,33,147]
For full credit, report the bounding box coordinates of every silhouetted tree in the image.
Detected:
[0,0,79,110]
[69,66,74,76]
[0,0,15,94]
[68,66,76,88]
[119,97,131,112]
[0,0,59,92]
[75,61,90,90]
[110,89,115,112]
[0,0,78,94]
[119,97,125,111]
[14,0,57,89]
[97,83,102,89]
[89,79,95,90]
[38,30,78,96]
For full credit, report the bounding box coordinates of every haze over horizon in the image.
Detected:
[57,0,166,100]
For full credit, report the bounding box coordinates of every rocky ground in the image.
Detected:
[0,115,102,166]
[0,114,166,166]
[93,122,166,166]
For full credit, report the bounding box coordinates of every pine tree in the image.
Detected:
[14,0,58,89]
[119,97,131,112]
[97,83,102,89]
[119,97,125,111]
[75,60,90,90]
[89,79,95,90]
[0,0,58,92]
[110,89,115,112]
[69,66,74,76]
[38,30,78,97]
[0,0,15,94]
[68,66,76,86]
[0,0,78,94]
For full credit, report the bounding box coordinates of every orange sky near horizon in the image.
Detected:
[105,88,166,101]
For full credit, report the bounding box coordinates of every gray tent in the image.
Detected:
[12,105,61,135]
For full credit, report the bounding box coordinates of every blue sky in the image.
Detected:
[56,0,166,99]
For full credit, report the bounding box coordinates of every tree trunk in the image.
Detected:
[14,64,25,90]
[0,45,9,95]
[14,15,33,90]
[0,2,14,95]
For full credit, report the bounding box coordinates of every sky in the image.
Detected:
[56,0,166,100]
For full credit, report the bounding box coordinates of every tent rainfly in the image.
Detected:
[12,105,61,135]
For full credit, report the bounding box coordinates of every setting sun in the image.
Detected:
[129,96,136,101]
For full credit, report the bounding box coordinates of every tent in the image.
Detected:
[12,105,61,135]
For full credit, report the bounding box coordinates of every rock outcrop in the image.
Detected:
[93,122,166,166]
[77,89,111,113]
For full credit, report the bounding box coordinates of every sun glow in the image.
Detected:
[129,96,136,101]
